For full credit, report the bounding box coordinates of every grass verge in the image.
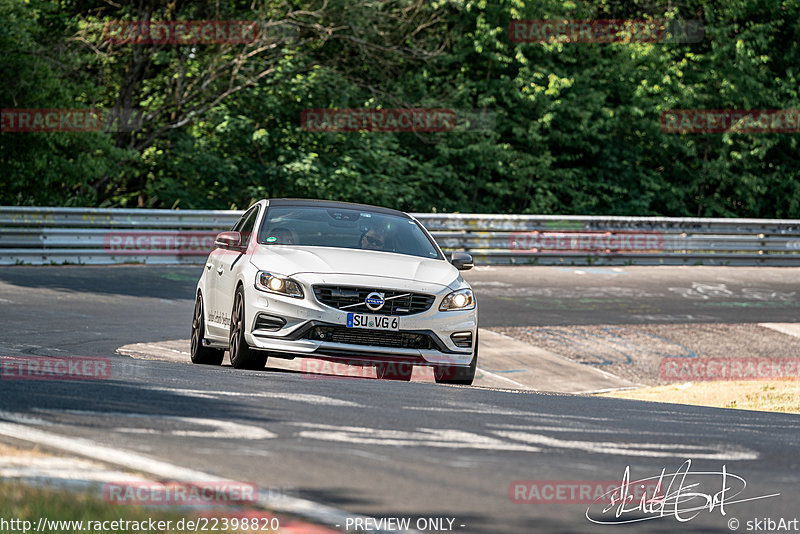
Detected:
[598,380,800,414]
[0,480,188,533]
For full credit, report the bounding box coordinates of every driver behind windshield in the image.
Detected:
[360,225,388,251]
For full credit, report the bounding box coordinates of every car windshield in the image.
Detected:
[257,205,442,260]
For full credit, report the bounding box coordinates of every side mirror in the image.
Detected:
[451,251,473,271]
[215,231,243,251]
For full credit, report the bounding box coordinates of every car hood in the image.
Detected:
[248,245,458,288]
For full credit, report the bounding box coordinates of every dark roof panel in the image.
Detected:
[264,198,409,218]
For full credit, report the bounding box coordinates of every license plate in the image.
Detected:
[346,313,399,331]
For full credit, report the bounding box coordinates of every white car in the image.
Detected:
[191,199,478,383]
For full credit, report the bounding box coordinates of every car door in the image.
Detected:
[214,204,260,339]
[204,208,253,338]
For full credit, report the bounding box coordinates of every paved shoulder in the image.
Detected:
[475,330,634,392]
[116,329,635,394]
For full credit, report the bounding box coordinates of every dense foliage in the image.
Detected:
[2,0,799,216]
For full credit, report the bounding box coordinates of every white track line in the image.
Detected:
[0,420,419,534]
[477,368,534,390]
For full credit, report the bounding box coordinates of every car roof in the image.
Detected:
[264,198,411,218]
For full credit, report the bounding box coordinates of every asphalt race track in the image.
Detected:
[1,265,800,533]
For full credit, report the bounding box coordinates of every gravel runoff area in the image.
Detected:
[490,323,800,386]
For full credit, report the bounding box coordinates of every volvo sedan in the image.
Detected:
[191,198,478,383]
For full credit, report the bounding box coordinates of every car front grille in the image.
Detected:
[313,285,435,316]
[304,325,437,350]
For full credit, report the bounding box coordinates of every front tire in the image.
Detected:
[190,295,224,365]
[229,286,268,370]
[434,331,478,385]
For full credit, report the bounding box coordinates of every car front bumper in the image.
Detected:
[242,274,477,366]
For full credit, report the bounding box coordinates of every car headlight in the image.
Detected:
[255,271,304,298]
[439,288,475,311]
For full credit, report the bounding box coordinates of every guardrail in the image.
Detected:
[2,206,800,266]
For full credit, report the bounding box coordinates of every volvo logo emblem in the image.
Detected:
[365,292,385,311]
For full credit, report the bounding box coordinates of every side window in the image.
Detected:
[232,209,250,232]
[239,208,259,248]
[232,205,260,248]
